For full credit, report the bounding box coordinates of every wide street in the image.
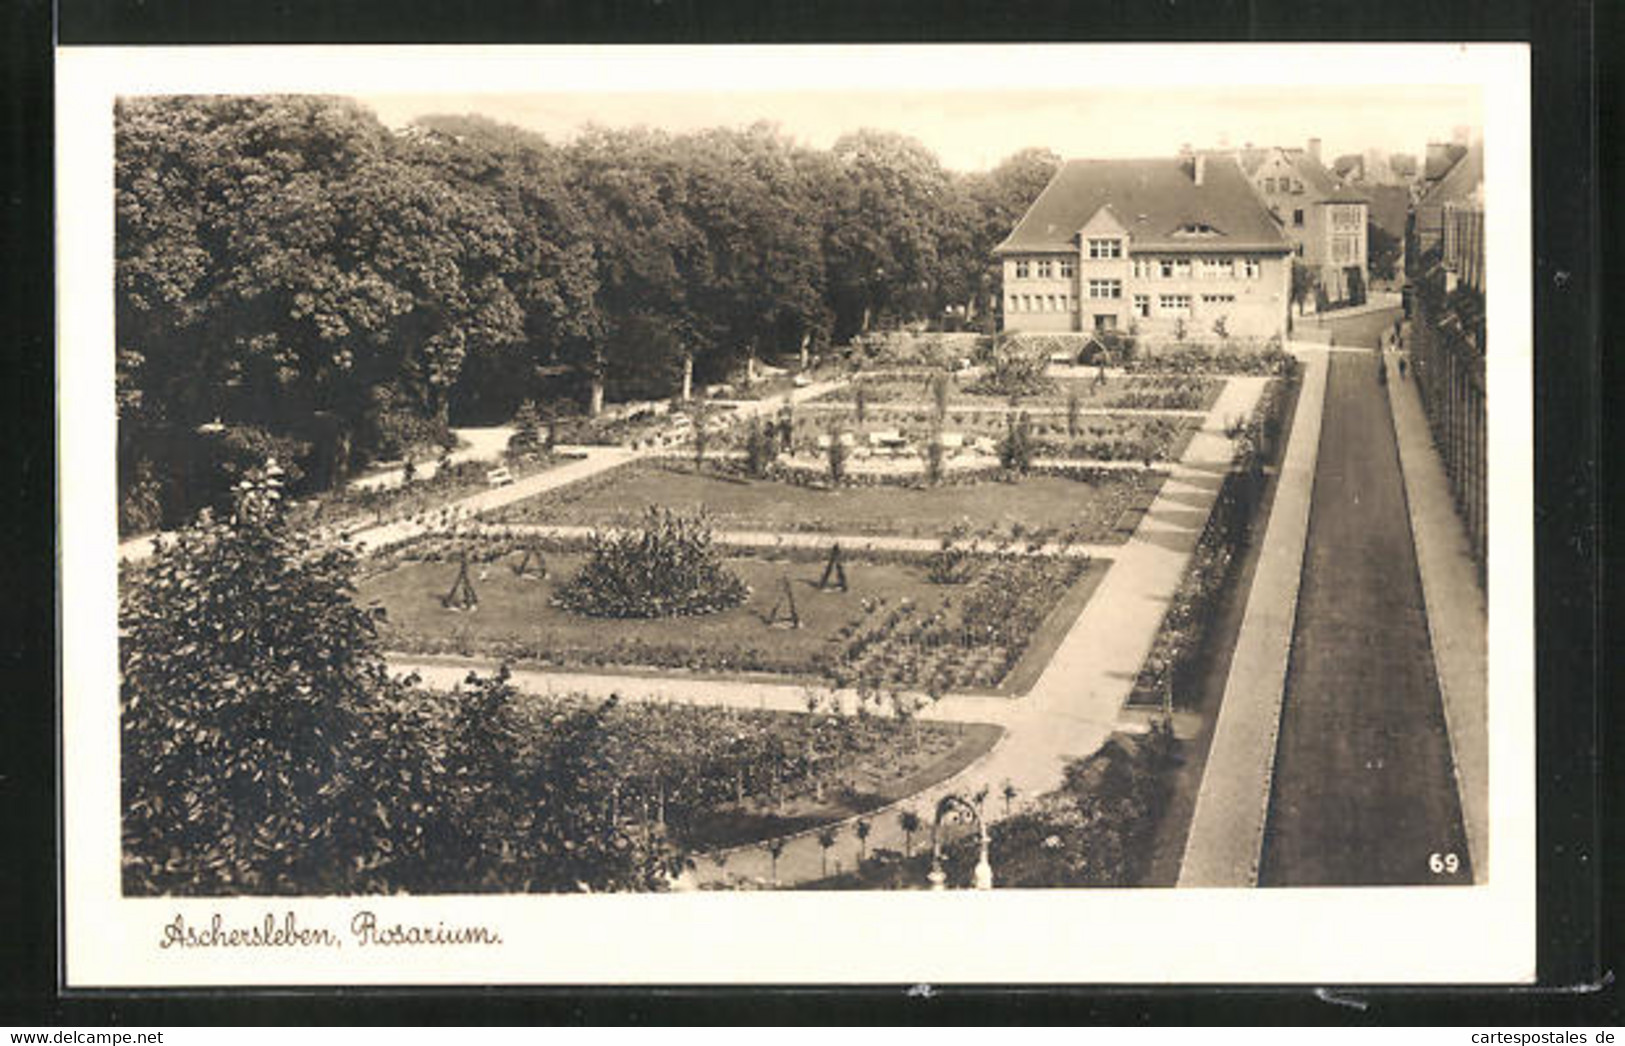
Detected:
[1259,308,1473,886]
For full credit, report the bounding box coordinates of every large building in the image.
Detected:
[1232,139,1370,302]
[994,154,1293,341]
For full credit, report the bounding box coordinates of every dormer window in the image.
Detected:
[1087,238,1122,259]
[1172,222,1223,238]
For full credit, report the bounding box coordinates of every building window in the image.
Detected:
[1088,238,1123,259]
[1198,258,1232,279]
[1132,258,1147,279]
[1174,259,1191,278]
[1088,279,1122,299]
[1158,259,1175,279]
[1295,243,1304,257]
[1133,294,1151,318]
[1060,258,1075,278]
[1049,294,1060,311]
[1014,260,1030,279]
[1201,293,1236,304]
[1094,314,1118,332]
[1262,177,1276,193]
[1158,294,1191,315]
[1292,208,1305,227]
[1243,257,1261,279]
[1036,259,1053,279]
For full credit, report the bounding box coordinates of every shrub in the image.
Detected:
[968,337,1053,398]
[826,421,848,484]
[997,410,1035,474]
[925,538,974,584]
[507,399,544,455]
[553,508,749,619]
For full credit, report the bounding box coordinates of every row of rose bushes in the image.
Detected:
[841,331,991,370]
[1127,366,1300,709]
[1124,338,1297,376]
[815,373,1219,411]
[812,721,1178,889]
[827,553,1091,693]
[764,412,1199,463]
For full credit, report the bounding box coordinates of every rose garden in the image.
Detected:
[114,97,1303,895]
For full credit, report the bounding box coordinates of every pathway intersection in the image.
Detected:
[390,374,1270,887]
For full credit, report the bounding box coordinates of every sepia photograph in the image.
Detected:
[58,44,1534,985]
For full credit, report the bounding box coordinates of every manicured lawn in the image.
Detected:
[363,544,1111,694]
[487,461,1163,542]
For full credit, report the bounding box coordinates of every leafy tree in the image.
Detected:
[120,465,397,894]
[1368,220,1401,282]
[855,818,872,862]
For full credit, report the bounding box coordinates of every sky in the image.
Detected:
[357,86,1483,173]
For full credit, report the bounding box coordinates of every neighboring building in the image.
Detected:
[1413,139,1483,258]
[1442,187,1486,293]
[993,154,1292,340]
[1232,139,1370,302]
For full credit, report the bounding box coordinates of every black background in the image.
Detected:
[3,0,1613,1025]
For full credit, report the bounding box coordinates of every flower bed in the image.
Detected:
[1127,370,1299,709]
[366,536,1105,694]
[1126,338,1297,376]
[551,508,750,619]
[814,373,1221,412]
[765,411,1199,463]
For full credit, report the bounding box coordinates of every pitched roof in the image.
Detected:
[1424,142,1469,181]
[994,156,1291,255]
[1419,141,1483,209]
[1280,148,1369,203]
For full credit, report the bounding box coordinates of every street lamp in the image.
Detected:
[928,793,993,891]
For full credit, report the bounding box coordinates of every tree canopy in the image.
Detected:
[116,96,1058,529]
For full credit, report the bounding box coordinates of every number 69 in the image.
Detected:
[1428,852,1460,874]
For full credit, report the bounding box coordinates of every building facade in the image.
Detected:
[1234,141,1370,302]
[995,155,1293,341]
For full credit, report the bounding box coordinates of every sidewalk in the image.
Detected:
[394,375,1268,887]
[1176,345,1328,887]
[1383,351,1489,880]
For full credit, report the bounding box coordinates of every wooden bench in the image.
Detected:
[485,466,515,487]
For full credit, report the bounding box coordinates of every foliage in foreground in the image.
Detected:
[814,723,1179,890]
[552,507,750,619]
[120,470,672,895]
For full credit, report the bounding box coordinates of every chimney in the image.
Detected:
[1194,154,1206,186]
[1307,137,1322,163]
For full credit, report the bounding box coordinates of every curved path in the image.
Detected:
[393,375,1267,888]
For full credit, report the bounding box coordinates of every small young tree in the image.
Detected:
[997,409,1034,474]
[744,417,777,478]
[921,427,945,485]
[817,826,839,877]
[855,817,872,862]
[767,838,786,884]
[1173,316,1188,343]
[1212,315,1230,340]
[1065,387,1082,439]
[898,808,922,858]
[927,371,951,422]
[687,398,712,471]
[826,421,847,484]
[854,383,869,425]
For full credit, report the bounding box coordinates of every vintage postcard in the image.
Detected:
[57,43,1534,985]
